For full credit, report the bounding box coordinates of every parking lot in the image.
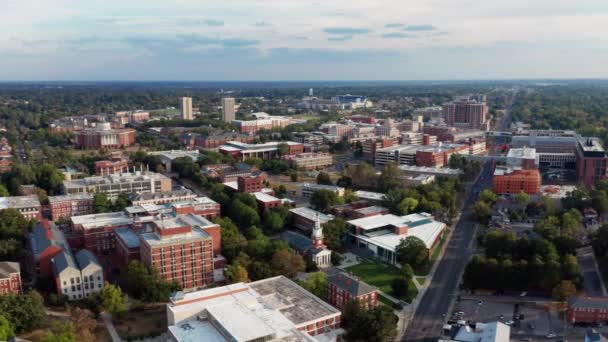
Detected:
[451,299,564,338]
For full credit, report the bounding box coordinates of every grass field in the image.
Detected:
[345,260,418,303]
[416,277,426,285]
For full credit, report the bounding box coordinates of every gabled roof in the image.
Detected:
[328,272,377,297]
[75,249,101,271]
[52,250,79,275]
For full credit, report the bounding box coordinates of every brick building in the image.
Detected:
[131,190,197,206]
[415,144,469,168]
[237,172,267,193]
[0,195,42,220]
[492,167,541,195]
[0,262,22,295]
[362,138,397,164]
[349,115,376,124]
[443,98,488,130]
[30,221,68,277]
[289,207,335,233]
[567,296,608,324]
[139,214,222,290]
[63,171,172,202]
[95,157,129,175]
[0,137,13,173]
[48,193,94,221]
[576,138,608,189]
[253,191,283,209]
[328,271,378,309]
[74,124,136,150]
[71,212,134,255]
[282,152,333,170]
[219,141,305,161]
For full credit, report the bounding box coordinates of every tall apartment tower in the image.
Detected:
[442,98,488,130]
[222,97,236,122]
[180,97,193,120]
[309,88,314,97]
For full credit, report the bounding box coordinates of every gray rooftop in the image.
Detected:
[328,272,378,297]
[75,249,101,270]
[249,276,340,325]
[570,296,608,310]
[115,227,141,249]
[52,250,78,275]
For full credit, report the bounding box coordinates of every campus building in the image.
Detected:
[148,150,200,173]
[219,141,304,161]
[131,190,197,206]
[48,193,95,221]
[52,249,104,301]
[166,276,343,341]
[492,167,541,195]
[567,296,608,324]
[328,271,378,310]
[289,207,335,233]
[30,221,69,278]
[576,138,608,188]
[347,213,446,265]
[139,214,222,290]
[0,195,42,220]
[62,171,172,201]
[283,152,333,170]
[443,98,488,130]
[74,123,136,149]
[299,183,345,199]
[71,212,134,255]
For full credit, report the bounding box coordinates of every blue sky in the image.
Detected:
[2,0,608,80]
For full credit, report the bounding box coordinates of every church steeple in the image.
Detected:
[312,213,325,248]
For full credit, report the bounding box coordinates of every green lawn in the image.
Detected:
[345,260,418,303]
[416,277,426,285]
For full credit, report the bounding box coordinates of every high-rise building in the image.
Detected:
[180,97,193,120]
[221,97,236,122]
[309,88,314,97]
[443,98,488,130]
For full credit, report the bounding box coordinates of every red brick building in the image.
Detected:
[349,115,376,124]
[253,191,283,209]
[75,125,136,150]
[71,212,134,255]
[575,138,608,189]
[362,138,396,164]
[95,157,129,175]
[139,214,222,290]
[492,167,541,195]
[328,271,379,310]
[0,262,22,295]
[443,98,488,130]
[30,221,66,277]
[237,172,267,193]
[567,296,608,324]
[48,193,94,221]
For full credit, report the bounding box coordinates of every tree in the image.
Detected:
[316,172,333,185]
[70,308,96,342]
[398,197,419,215]
[591,190,608,213]
[277,142,289,157]
[289,171,299,182]
[215,217,246,261]
[112,192,130,211]
[300,272,328,300]
[93,193,111,213]
[42,321,76,342]
[515,192,530,206]
[274,184,287,198]
[121,260,180,302]
[552,280,577,303]
[0,184,8,197]
[226,262,250,283]
[345,163,377,189]
[271,249,305,278]
[95,283,126,315]
[322,218,349,250]
[264,211,285,234]
[472,201,492,224]
[310,189,341,212]
[0,208,28,239]
[395,236,429,270]
[0,315,14,341]
[343,302,398,342]
[36,163,64,195]
[377,162,402,192]
[172,156,200,178]
[0,290,46,333]
[478,189,498,204]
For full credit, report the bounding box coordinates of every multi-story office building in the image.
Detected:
[180,132,257,149]
[236,172,267,193]
[0,195,42,220]
[442,98,488,130]
[0,262,22,295]
[166,276,343,341]
[282,152,333,170]
[374,145,418,166]
[94,156,130,175]
[328,271,378,310]
[375,118,401,137]
[139,213,221,290]
[506,147,538,170]
[292,132,325,145]
[401,132,424,145]
[221,97,236,122]
[180,97,193,120]
[71,212,134,255]
[232,115,303,134]
[62,171,172,201]
[131,190,197,206]
[74,123,136,150]
[362,137,397,164]
[576,138,608,188]
[299,183,345,199]
[148,150,200,173]
[218,141,304,161]
[48,193,94,221]
[415,144,469,168]
[493,167,541,195]
[413,106,443,120]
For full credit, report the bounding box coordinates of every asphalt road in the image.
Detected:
[403,161,494,341]
[402,93,516,341]
[577,246,606,297]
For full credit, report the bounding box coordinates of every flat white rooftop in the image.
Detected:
[506,147,536,159]
[289,207,334,222]
[348,213,446,251]
[354,190,386,201]
[71,212,133,229]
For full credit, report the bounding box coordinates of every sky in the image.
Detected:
[2,0,608,81]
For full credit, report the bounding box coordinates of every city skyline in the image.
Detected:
[2,0,608,80]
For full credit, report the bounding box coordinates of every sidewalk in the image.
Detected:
[101,312,122,342]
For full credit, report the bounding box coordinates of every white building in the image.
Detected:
[75,249,104,298]
[180,97,193,120]
[149,150,200,173]
[52,248,104,301]
[299,183,345,198]
[348,213,446,265]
